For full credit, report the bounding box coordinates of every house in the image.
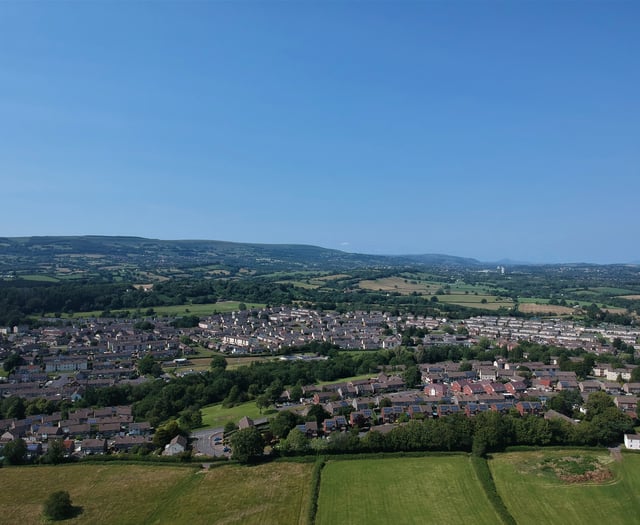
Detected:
[516,401,543,416]
[623,383,640,395]
[407,405,431,420]
[350,409,375,426]
[623,434,640,450]
[614,396,638,415]
[163,435,188,456]
[579,381,601,393]
[483,382,507,395]
[505,381,527,396]
[238,416,254,430]
[463,383,486,396]
[465,403,490,417]
[111,435,151,453]
[80,438,107,456]
[295,421,319,438]
[436,404,460,417]
[380,406,404,424]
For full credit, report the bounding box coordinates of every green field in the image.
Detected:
[200,400,270,428]
[2,451,640,524]
[52,301,266,319]
[0,462,312,525]
[436,293,514,310]
[490,450,640,525]
[316,456,501,525]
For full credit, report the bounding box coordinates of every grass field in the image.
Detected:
[3,451,640,524]
[436,294,514,311]
[518,303,575,315]
[149,462,313,525]
[53,301,266,319]
[0,464,192,525]
[0,462,312,525]
[200,400,270,428]
[490,450,640,525]
[316,456,500,525]
[21,274,60,282]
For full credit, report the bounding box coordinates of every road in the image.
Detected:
[190,427,227,457]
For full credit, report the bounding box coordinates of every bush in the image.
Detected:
[43,491,75,521]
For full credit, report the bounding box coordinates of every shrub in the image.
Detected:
[43,490,74,521]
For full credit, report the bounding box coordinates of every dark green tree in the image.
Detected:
[306,404,330,426]
[270,410,301,440]
[2,438,27,465]
[42,439,66,465]
[230,426,264,463]
[43,490,75,521]
[210,354,228,370]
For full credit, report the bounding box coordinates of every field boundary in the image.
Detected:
[307,457,327,525]
[471,455,517,525]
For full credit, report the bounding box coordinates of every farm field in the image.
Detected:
[517,303,575,315]
[154,461,313,525]
[0,463,192,525]
[436,293,513,311]
[54,301,266,319]
[0,462,312,525]
[316,456,500,525]
[490,450,640,525]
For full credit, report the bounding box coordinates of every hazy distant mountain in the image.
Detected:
[0,236,485,274]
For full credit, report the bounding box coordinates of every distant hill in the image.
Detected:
[0,236,483,275]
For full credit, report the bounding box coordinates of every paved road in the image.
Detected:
[191,428,226,457]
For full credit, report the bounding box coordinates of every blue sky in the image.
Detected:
[1,1,638,263]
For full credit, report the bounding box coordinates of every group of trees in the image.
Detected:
[269,399,634,460]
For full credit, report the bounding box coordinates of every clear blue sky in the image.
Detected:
[1,1,638,263]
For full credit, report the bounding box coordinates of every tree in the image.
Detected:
[279,428,309,455]
[43,491,76,521]
[43,439,66,465]
[306,404,330,426]
[137,355,163,378]
[2,438,27,465]
[378,397,392,408]
[403,365,421,388]
[210,354,227,370]
[584,391,615,421]
[224,420,238,437]
[270,410,300,440]
[255,394,270,414]
[2,352,24,373]
[230,426,264,463]
[153,419,184,450]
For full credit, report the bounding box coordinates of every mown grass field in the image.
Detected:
[490,450,640,525]
[2,451,640,524]
[200,400,272,428]
[316,456,501,525]
[0,462,312,525]
[54,301,266,319]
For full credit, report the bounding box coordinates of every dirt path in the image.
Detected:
[609,446,623,461]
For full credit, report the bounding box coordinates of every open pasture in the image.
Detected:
[316,456,500,525]
[490,450,640,525]
[518,302,575,315]
[0,462,312,525]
